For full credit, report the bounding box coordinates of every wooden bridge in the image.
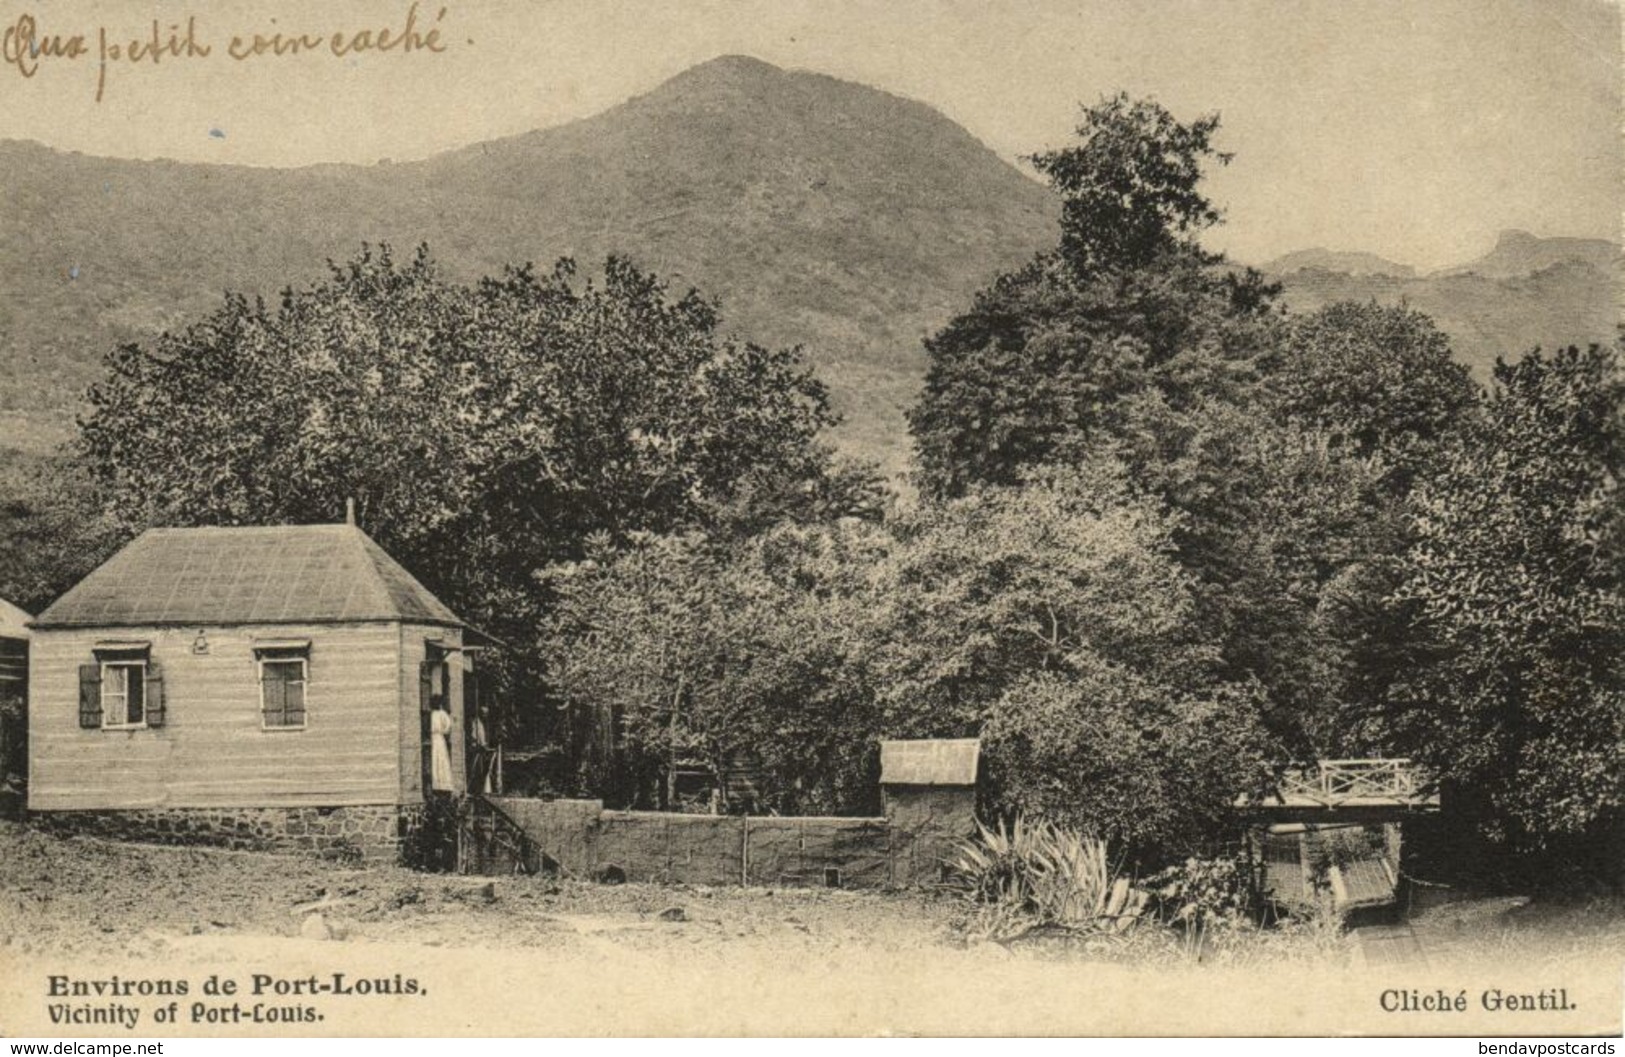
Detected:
[1242,759,1437,934]
[1237,758,1439,823]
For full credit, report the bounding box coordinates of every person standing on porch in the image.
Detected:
[429,706,455,793]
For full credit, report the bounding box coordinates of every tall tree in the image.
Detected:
[1265,301,1479,493]
[1029,92,1229,276]
[1385,344,1624,847]
[908,94,1280,499]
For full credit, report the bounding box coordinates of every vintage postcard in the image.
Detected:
[0,0,1621,1038]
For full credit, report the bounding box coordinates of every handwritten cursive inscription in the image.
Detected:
[2,4,452,102]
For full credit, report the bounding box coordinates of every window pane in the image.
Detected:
[102,690,126,726]
[126,667,144,724]
[263,661,301,684]
[262,677,283,720]
[102,665,143,726]
[284,679,305,715]
[102,665,124,698]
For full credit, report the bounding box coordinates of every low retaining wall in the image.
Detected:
[30,804,428,864]
[472,793,971,889]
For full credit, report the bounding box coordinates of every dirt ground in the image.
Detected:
[1,822,1620,1036]
[0,821,962,962]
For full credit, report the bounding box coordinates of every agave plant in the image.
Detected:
[951,817,1144,940]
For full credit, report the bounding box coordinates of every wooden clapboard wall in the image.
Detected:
[29,622,405,810]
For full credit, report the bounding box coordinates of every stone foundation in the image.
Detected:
[29,804,425,864]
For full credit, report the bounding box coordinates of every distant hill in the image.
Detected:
[1433,229,1620,279]
[1267,232,1620,376]
[1263,249,1414,278]
[0,55,1058,476]
[1,56,1618,482]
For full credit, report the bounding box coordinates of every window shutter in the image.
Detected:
[284,669,306,728]
[78,664,102,729]
[144,662,165,727]
[261,666,284,726]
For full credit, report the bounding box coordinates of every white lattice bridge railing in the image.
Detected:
[1241,758,1440,813]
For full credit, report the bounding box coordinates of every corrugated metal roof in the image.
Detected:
[33,524,462,629]
[879,738,980,786]
[0,598,31,639]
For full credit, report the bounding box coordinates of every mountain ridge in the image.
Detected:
[1261,248,1416,278]
[1433,228,1620,279]
[0,55,1059,475]
[1,56,1618,477]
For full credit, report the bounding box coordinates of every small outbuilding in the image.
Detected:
[879,737,980,885]
[27,523,480,862]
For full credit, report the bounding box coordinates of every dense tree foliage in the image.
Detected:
[1265,302,1479,492]
[1380,345,1623,847]
[545,462,1277,862]
[902,91,1620,869]
[543,522,887,814]
[882,465,1276,862]
[75,245,874,727]
[0,454,122,615]
[908,94,1280,499]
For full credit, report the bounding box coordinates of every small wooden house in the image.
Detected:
[27,523,478,861]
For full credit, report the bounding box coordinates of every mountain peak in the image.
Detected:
[654,54,796,97]
[686,54,786,78]
[1260,247,1415,278]
[1436,230,1620,279]
[1494,229,1539,248]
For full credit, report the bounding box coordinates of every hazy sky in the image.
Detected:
[3,0,1619,268]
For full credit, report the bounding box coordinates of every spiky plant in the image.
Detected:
[951,817,1139,940]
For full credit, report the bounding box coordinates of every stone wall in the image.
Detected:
[745,816,892,888]
[597,810,742,885]
[30,804,422,863]
[477,791,974,889]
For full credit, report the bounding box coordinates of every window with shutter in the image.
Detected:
[256,645,309,730]
[87,643,153,730]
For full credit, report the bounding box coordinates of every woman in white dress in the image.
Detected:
[429,706,455,793]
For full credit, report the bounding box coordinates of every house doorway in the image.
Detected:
[414,643,456,870]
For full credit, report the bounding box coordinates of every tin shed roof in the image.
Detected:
[33,524,462,629]
[879,738,980,786]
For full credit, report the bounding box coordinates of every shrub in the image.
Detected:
[1141,855,1259,957]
